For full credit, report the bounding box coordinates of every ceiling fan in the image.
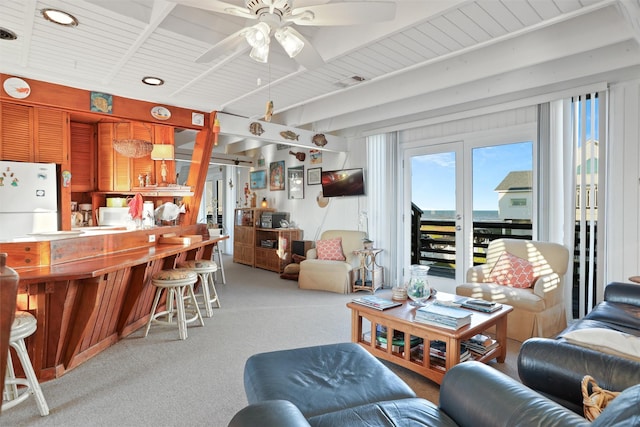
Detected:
[176,0,396,69]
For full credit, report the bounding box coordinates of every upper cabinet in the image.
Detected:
[70,122,96,192]
[0,103,69,164]
[97,122,175,191]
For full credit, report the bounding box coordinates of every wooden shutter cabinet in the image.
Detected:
[70,122,96,192]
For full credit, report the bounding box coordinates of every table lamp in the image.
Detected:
[151,144,174,186]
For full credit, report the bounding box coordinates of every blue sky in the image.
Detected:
[411,97,598,212]
[412,141,533,211]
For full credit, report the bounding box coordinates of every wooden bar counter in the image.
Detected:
[0,224,227,382]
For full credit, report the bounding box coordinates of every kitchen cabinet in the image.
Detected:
[0,102,69,164]
[70,122,96,192]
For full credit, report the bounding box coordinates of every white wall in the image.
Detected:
[606,79,640,283]
[234,139,367,244]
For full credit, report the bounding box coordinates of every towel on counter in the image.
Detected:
[128,193,144,220]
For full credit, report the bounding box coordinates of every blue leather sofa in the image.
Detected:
[228,342,639,426]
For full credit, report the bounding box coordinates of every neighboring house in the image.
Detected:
[575,139,599,222]
[494,171,532,222]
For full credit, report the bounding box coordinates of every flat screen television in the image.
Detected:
[321,168,365,197]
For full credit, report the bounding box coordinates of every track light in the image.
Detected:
[274,27,304,58]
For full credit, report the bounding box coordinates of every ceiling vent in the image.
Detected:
[335,75,366,88]
[0,28,17,41]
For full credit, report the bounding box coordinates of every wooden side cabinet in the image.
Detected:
[233,208,273,267]
[255,228,301,273]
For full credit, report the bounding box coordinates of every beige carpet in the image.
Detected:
[1,257,521,426]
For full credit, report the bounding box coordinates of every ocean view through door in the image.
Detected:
[409,138,534,289]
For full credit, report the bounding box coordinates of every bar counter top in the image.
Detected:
[4,224,227,382]
[13,234,228,284]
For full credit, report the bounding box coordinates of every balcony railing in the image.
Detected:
[410,204,597,317]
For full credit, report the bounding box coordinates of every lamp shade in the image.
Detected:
[150,144,174,160]
[245,22,270,48]
[274,27,304,58]
[250,43,270,63]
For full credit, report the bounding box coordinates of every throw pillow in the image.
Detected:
[487,252,535,288]
[562,328,640,362]
[316,237,346,261]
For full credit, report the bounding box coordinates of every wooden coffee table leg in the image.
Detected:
[495,315,508,363]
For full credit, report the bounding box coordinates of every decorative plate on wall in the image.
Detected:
[3,77,31,99]
[151,106,171,120]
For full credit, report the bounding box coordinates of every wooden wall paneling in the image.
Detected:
[114,123,132,191]
[131,122,154,186]
[0,102,34,161]
[1,74,208,130]
[70,122,96,192]
[46,280,71,380]
[62,276,102,370]
[153,124,175,185]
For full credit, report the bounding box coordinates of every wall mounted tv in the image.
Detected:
[321,168,365,197]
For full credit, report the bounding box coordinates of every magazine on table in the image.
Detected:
[352,295,402,310]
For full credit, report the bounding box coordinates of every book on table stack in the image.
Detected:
[458,297,502,313]
[411,341,472,369]
[462,333,498,358]
[352,295,402,310]
[414,303,472,329]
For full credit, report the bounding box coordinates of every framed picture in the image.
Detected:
[269,160,285,191]
[288,166,304,199]
[250,170,267,189]
[307,167,322,185]
[310,149,322,164]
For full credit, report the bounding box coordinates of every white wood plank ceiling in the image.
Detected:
[1,0,638,143]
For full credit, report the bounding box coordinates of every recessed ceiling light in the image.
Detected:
[142,76,165,86]
[0,27,18,41]
[41,9,79,27]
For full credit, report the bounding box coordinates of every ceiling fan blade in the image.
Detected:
[195,29,248,63]
[289,1,396,26]
[173,0,254,19]
[285,27,324,70]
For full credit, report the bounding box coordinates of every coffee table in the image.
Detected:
[347,293,513,385]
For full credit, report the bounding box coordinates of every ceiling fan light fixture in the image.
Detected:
[245,22,270,48]
[250,44,270,63]
[274,27,304,58]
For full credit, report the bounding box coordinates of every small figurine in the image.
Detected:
[139,173,145,187]
[145,173,151,187]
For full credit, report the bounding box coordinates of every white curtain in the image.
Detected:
[543,91,607,320]
[366,132,398,286]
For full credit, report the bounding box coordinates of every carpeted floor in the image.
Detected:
[1,256,521,426]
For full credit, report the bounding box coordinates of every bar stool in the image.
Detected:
[144,269,204,340]
[178,259,221,318]
[2,311,49,416]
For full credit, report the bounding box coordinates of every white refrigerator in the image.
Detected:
[0,160,59,241]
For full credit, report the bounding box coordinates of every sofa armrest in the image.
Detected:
[228,400,311,427]
[518,338,640,413]
[466,265,491,282]
[605,281,640,306]
[532,272,562,306]
[440,361,588,427]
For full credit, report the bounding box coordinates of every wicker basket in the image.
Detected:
[113,138,153,158]
[582,375,620,421]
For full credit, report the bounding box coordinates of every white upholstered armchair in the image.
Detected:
[456,238,570,342]
[298,230,367,294]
